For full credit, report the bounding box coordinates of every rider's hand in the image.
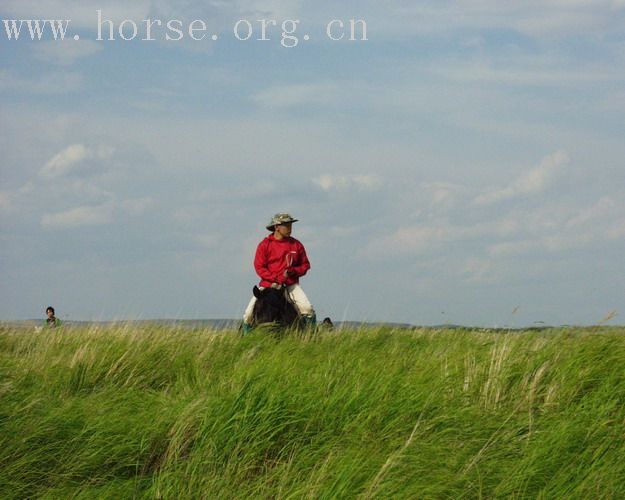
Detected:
[270,282,281,289]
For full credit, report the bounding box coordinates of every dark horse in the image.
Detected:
[251,285,304,329]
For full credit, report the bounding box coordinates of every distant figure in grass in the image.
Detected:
[44,306,62,329]
[242,213,316,334]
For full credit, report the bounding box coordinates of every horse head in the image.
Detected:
[252,286,300,327]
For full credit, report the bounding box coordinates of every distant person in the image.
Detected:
[242,213,316,333]
[44,306,62,329]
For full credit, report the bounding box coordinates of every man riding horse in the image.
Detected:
[242,213,316,333]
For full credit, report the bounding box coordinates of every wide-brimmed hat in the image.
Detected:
[266,213,298,231]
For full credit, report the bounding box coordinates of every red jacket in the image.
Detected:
[254,234,311,287]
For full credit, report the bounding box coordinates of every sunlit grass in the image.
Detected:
[1,324,624,498]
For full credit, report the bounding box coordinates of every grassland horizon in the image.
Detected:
[6,316,622,331]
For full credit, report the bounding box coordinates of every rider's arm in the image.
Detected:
[254,239,281,283]
[290,242,311,277]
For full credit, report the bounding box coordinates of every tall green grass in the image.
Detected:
[1,324,624,498]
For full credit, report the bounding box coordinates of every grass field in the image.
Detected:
[1,324,624,498]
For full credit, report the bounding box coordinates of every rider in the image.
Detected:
[242,213,316,333]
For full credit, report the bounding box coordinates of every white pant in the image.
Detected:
[243,283,315,324]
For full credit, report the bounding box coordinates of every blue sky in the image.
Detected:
[1,1,624,326]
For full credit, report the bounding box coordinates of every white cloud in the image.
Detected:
[32,39,103,66]
[120,197,153,216]
[486,195,625,257]
[462,258,501,285]
[150,0,304,26]
[488,240,540,258]
[253,83,342,109]
[0,192,12,213]
[515,150,569,193]
[66,180,114,201]
[565,196,622,228]
[387,0,625,38]
[232,0,304,17]
[474,150,569,205]
[39,144,115,178]
[393,225,449,252]
[0,69,83,94]
[229,181,281,199]
[362,146,623,264]
[313,174,382,192]
[40,144,89,178]
[363,221,455,259]
[429,61,619,87]
[419,182,468,212]
[38,196,150,229]
[365,215,522,259]
[41,204,114,229]
[0,183,35,217]
[607,219,625,239]
[0,1,151,30]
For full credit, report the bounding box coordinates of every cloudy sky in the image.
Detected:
[1,1,624,326]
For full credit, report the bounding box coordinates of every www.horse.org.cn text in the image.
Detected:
[2,11,369,48]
